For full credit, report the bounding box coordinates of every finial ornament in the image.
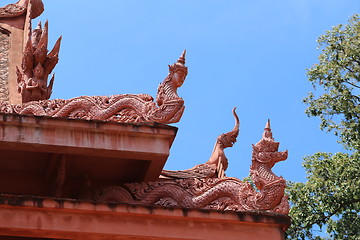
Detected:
[262,119,273,139]
[265,119,271,130]
[217,107,240,149]
[17,20,61,103]
[177,49,186,65]
[169,49,188,75]
[160,107,240,179]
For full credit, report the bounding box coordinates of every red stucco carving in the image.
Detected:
[17,21,61,103]
[0,2,26,18]
[0,50,188,124]
[97,119,289,215]
[0,0,44,19]
[249,120,289,214]
[161,107,239,179]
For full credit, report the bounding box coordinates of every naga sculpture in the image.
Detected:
[161,107,239,179]
[17,21,61,103]
[0,50,188,124]
[96,118,290,215]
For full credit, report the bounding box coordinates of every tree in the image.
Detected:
[286,14,360,239]
[304,14,360,151]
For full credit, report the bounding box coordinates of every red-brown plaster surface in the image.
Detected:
[0,195,290,240]
[0,16,25,29]
[0,114,177,198]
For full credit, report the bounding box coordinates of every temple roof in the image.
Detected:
[0,0,290,220]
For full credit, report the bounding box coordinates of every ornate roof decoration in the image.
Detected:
[0,0,44,19]
[168,49,188,75]
[249,120,288,210]
[0,0,290,218]
[161,107,240,179]
[96,118,289,215]
[253,119,280,153]
[0,51,188,124]
[17,20,61,103]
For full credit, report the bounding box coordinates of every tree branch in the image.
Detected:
[351,56,360,66]
[344,79,360,89]
[302,198,360,230]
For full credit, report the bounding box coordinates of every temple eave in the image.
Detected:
[0,113,177,198]
[0,194,291,240]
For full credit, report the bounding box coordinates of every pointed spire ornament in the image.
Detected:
[263,119,273,140]
[17,19,61,103]
[31,21,42,48]
[265,119,271,129]
[169,49,188,74]
[177,49,186,65]
[253,119,279,152]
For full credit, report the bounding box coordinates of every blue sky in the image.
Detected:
[4,0,359,182]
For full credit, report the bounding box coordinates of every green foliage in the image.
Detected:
[287,14,360,239]
[286,153,360,239]
[304,14,360,151]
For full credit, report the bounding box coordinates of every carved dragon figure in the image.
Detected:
[249,120,288,211]
[96,119,289,215]
[161,107,239,179]
[17,20,61,103]
[0,50,188,124]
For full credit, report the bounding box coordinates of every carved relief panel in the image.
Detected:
[0,31,10,102]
